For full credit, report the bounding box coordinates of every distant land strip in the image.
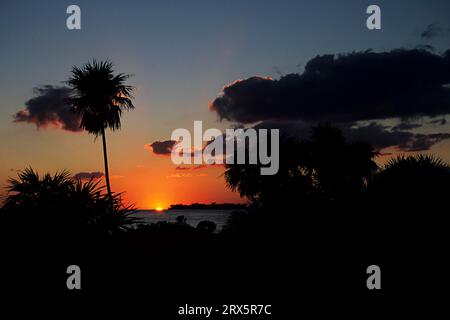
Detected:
[168,203,247,210]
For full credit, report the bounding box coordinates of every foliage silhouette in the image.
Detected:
[2,136,449,296]
[362,153,450,291]
[2,167,136,241]
[67,60,135,197]
[368,154,450,253]
[196,220,217,233]
[225,124,378,209]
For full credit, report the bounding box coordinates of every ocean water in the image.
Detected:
[130,209,238,231]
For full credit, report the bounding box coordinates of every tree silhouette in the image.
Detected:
[67,60,134,197]
[224,125,378,208]
[307,124,378,200]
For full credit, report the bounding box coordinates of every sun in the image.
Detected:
[155,206,164,212]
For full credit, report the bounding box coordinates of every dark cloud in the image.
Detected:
[210,49,450,124]
[73,171,104,180]
[209,48,450,151]
[415,44,435,52]
[146,140,206,159]
[421,23,448,39]
[255,120,450,152]
[428,118,447,125]
[342,123,413,150]
[13,86,81,132]
[342,123,450,152]
[147,140,177,155]
[400,133,450,151]
[391,122,422,131]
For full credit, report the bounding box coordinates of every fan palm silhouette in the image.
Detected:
[67,60,134,197]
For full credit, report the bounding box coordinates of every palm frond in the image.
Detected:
[67,60,135,135]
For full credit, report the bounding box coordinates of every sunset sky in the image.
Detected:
[1,0,450,208]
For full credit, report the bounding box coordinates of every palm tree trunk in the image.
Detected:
[101,128,112,197]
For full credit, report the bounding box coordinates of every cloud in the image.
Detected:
[342,123,450,152]
[209,49,450,124]
[13,85,81,132]
[166,172,208,178]
[73,171,104,180]
[146,140,206,160]
[175,166,191,170]
[415,44,435,52]
[400,133,450,151]
[208,48,450,152]
[146,140,177,155]
[166,173,193,179]
[428,118,447,125]
[175,164,222,170]
[391,122,422,131]
[421,23,448,39]
[255,120,450,152]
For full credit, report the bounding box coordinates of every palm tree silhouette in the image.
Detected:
[67,60,134,197]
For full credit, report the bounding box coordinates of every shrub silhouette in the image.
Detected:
[368,154,450,250]
[175,215,187,224]
[1,167,136,243]
[196,220,217,233]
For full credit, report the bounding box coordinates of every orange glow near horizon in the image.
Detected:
[107,153,245,209]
